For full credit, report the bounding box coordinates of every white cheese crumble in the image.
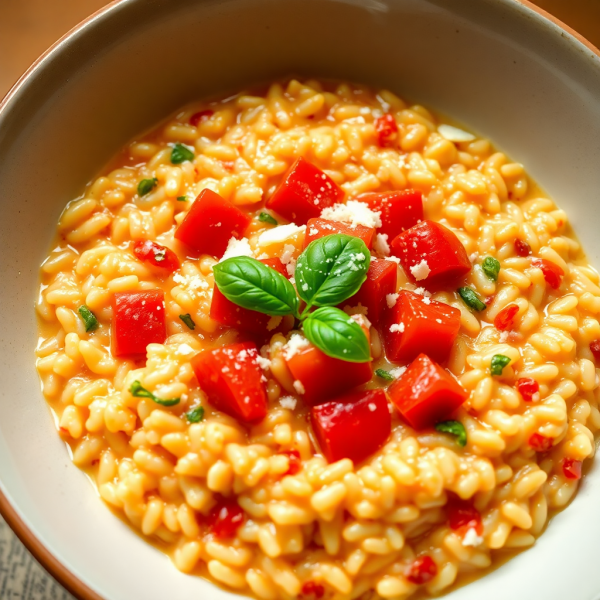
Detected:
[283,334,310,360]
[390,322,405,333]
[266,316,283,331]
[373,233,390,256]
[293,380,306,395]
[321,200,382,229]
[172,272,209,290]
[256,355,272,370]
[410,259,431,281]
[280,396,297,410]
[438,124,476,143]
[368,402,377,412]
[413,287,432,298]
[384,255,400,264]
[462,528,483,547]
[280,244,296,265]
[220,236,253,261]
[386,293,399,308]
[390,366,407,379]
[258,223,306,246]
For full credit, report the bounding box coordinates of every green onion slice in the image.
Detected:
[78,305,99,332]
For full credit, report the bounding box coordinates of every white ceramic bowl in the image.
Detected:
[2,1,600,598]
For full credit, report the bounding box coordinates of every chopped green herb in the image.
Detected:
[179,313,196,330]
[482,256,501,282]
[490,354,511,376]
[435,420,467,447]
[177,195,188,201]
[458,287,486,312]
[78,305,99,332]
[170,143,194,164]
[137,177,158,196]
[186,406,205,423]
[258,212,278,226]
[375,368,395,381]
[129,380,180,406]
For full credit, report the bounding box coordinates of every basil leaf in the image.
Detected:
[435,420,467,447]
[171,143,194,164]
[490,354,511,376]
[259,212,278,226]
[129,380,180,406]
[213,257,299,317]
[482,256,500,282]
[295,234,370,308]
[303,307,370,363]
[138,178,158,196]
[177,195,188,202]
[375,368,395,381]
[179,314,196,330]
[458,287,486,312]
[78,305,98,332]
[186,406,205,423]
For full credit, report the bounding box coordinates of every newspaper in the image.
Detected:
[0,514,74,599]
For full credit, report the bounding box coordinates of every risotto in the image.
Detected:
[36,79,600,599]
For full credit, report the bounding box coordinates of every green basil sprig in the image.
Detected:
[482,256,501,282]
[435,420,467,447]
[212,234,372,362]
[129,380,180,406]
[171,143,194,164]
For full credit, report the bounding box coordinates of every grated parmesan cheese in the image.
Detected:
[462,528,483,547]
[258,223,306,246]
[321,200,382,229]
[280,244,296,265]
[386,293,399,308]
[293,380,306,395]
[220,237,254,261]
[410,259,430,281]
[256,355,272,370]
[172,272,209,291]
[373,233,390,256]
[368,402,377,412]
[390,322,405,333]
[280,396,297,410]
[283,334,310,360]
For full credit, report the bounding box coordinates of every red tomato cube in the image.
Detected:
[562,458,582,480]
[311,388,391,463]
[266,158,344,225]
[388,353,468,429]
[210,258,288,335]
[406,556,438,585]
[133,240,180,272]
[304,218,375,249]
[390,220,471,290]
[341,258,397,324]
[111,290,166,357]
[531,258,564,289]
[206,497,245,538]
[383,291,460,363]
[191,342,268,423]
[174,189,250,258]
[447,496,483,536]
[286,343,372,406]
[358,189,423,241]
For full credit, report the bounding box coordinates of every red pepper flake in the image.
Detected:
[514,238,532,257]
[207,498,245,538]
[282,449,302,476]
[190,109,214,127]
[562,458,582,480]
[133,240,180,272]
[406,555,438,585]
[531,258,564,289]
[447,496,483,536]
[301,581,325,598]
[375,114,399,147]
[494,303,518,331]
[529,432,553,452]
[516,377,539,402]
[590,340,600,362]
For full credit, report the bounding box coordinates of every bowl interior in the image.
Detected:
[1,0,600,598]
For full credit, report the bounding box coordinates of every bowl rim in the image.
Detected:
[1,1,599,599]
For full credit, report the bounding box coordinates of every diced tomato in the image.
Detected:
[375,114,399,147]
[515,377,539,402]
[266,157,344,225]
[447,496,483,537]
[358,189,423,240]
[191,342,268,422]
[132,240,180,272]
[189,109,214,126]
[286,342,372,406]
[310,389,391,463]
[388,354,468,430]
[342,258,397,324]
[390,220,471,290]
[590,340,600,362]
[494,303,518,331]
[406,556,437,585]
[175,189,250,258]
[562,458,582,480]
[111,290,166,357]
[383,291,460,364]
[210,258,288,335]
[207,497,244,538]
[514,238,532,257]
[301,582,325,599]
[282,449,302,476]
[529,432,553,452]
[304,218,375,249]
[532,258,564,289]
